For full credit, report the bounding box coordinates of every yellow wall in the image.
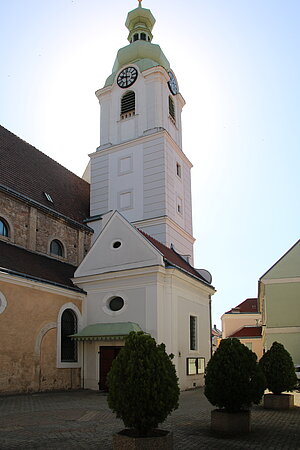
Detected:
[222,313,261,338]
[265,332,300,365]
[265,283,299,327]
[0,278,83,393]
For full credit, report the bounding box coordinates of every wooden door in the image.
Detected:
[98,346,121,390]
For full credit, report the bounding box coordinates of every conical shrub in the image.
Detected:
[259,341,297,394]
[205,338,266,412]
[107,331,179,436]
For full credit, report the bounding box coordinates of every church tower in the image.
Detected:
[90,1,195,262]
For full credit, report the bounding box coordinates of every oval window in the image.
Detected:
[109,297,124,312]
[112,241,122,249]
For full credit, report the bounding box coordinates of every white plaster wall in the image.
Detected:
[77,267,213,391]
[97,65,183,152]
[108,143,144,223]
[156,271,211,390]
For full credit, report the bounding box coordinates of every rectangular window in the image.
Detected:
[176,162,181,178]
[187,357,205,375]
[190,316,197,350]
[177,196,183,215]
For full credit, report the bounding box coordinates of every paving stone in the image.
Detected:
[0,389,299,449]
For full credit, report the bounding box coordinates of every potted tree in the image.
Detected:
[204,338,265,435]
[107,331,180,449]
[259,341,297,409]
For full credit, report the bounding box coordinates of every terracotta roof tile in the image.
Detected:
[0,240,81,291]
[225,298,258,314]
[0,125,90,224]
[229,326,262,338]
[138,229,212,285]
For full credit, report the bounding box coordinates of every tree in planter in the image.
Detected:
[259,342,297,395]
[107,331,179,437]
[205,338,266,412]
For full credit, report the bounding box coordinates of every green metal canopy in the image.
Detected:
[70,322,142,341]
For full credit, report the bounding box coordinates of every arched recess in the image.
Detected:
[57,303,82,368]
[34,322,57,356]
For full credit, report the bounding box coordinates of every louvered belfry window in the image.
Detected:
[121,91,135,119]
[169,96,175,122]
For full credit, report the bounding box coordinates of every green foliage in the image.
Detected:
[107,331,180,436]
[204,338,266,412]
[259,342,297,395]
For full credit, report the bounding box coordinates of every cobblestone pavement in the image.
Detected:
[0,388,299,449]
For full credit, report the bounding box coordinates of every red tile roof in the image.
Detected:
[0,240,81,292]
[138,229,213,286]
[226,298,258,314]
[0,125,90,225]
[229,326,262,338]
[212,328,221,337]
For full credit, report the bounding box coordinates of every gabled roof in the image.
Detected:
[0,240,82,292]
[229,326,262,338]
[138,229,213,286]
[260,239,300,280]
[0,125,90,225]
[225,298,258,314]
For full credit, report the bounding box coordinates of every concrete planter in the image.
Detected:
[211,409,251,435]
[113,430,173,450]
[263,393,294,409]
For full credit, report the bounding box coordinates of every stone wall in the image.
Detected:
[0,191,92,266]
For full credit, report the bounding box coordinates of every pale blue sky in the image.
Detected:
[1,0,299,327]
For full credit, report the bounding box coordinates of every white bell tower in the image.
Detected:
[90,2,195,262]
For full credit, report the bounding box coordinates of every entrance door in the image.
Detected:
[98,346,121,390]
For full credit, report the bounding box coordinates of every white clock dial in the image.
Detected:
[168,71,178,95]
[117,67,138,88]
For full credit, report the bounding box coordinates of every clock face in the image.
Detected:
[168,71,178,95]
[117,67,138,88]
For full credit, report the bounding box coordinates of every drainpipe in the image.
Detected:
[82,341,85,389]
[209,296,212,359]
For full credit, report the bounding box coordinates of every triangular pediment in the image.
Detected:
[261,240,300,280]
[74,211,164,278]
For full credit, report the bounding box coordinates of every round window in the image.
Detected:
[109,296,124,312]
[112,241,122,249]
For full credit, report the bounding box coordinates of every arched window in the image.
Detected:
[140,33,146,41]
[50,239,64,257]
[0,218,9,237]
[61,309,78,362]
[169,96,176,122]
[133,33,139,42]
[121,91,135,119]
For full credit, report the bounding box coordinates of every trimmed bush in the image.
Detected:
[205,338,266,412]
[259,341,297,395]
[107,331,179,436]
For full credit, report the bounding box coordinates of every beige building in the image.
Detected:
[0,125,92,393]
[259,239,300,365]
[221,298,263,358]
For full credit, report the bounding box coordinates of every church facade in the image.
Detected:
[0,3,215,393]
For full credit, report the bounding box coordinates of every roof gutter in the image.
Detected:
[0,267,85,294]
[164,258,215,290]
